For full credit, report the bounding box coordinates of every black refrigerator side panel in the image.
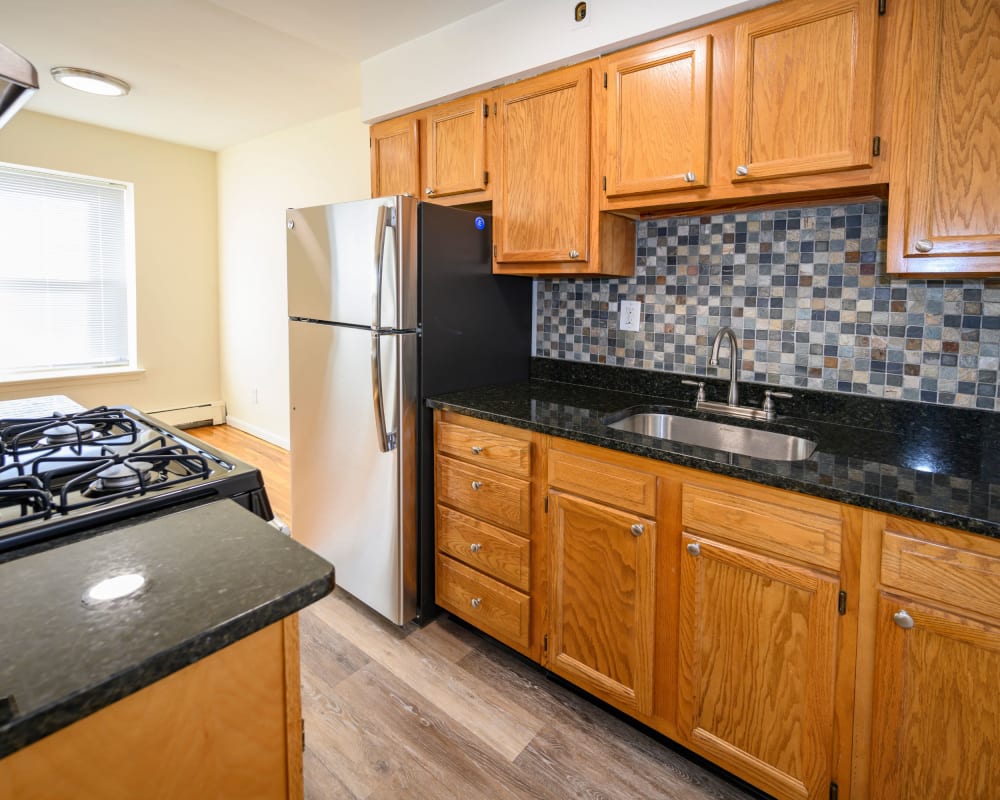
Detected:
[416,203,532,623]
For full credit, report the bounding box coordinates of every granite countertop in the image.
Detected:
[0,499,335,759]
[426,361,999,539]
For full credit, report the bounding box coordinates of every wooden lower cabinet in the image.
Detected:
[546,491,656,716]
[677,533,840,800]
[869,593,1000,799]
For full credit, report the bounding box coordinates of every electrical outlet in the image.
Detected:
[620,300,641,332]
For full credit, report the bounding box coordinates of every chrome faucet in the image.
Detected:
[709,326,740,406]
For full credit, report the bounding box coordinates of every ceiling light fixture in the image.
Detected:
[50,66,130,97]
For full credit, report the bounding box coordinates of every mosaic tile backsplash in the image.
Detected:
[535,201,1000,411]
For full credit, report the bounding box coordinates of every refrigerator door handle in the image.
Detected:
[370,332,396,452]
[372,203,395,331]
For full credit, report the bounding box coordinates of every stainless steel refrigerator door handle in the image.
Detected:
[372,204,394,331]
[370,332,395,452]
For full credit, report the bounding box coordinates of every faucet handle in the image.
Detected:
[682,380,706,403]
[763,389,793,417]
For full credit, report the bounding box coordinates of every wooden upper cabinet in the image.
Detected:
[423,94,490,201]
[604,35,712,197]
[887,0,1000,274]
[677,533,839,800]
[730,0,878,182]
[869,593,1000,798]
[547,491,655,717]
[495,63,592,267]
[370,114,420,198]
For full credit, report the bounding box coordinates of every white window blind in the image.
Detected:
[0,163,134,377]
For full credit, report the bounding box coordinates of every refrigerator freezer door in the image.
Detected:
[286,196,417,330]
[289,319,417,624]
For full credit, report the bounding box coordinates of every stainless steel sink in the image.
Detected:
[605,411,817,462]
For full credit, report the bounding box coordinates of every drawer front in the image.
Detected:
[436,555,530,649]
[682,481,842,570]
[436,420,531,478]
[437,505,530,590]
[881,530,1000,620]
[547,449,656,516]
[436,456,531,534]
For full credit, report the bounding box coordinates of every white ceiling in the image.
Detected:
[1,0,502,151]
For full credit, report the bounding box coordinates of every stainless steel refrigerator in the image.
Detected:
[286,196,531,625]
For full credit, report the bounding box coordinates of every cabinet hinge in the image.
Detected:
[602,175,607,191]
[830,781,839,800]
[483,102,489,118]
[543,634,548,652]
[603,72,607,89]
[838,591,847,616]
[484,170,489,186]
[493,102,497,116]
[544,496,549,513]
[301,719,306,752]
[877,0,886,15]
[872,135,881,157]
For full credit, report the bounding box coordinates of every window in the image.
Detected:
[0,162,135,378]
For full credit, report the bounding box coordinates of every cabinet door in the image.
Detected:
[424,95,488,200]
[888,0,1000,273]
[870,593,1000,799]
[678,533,839,800]
[495,64,591,265]
[370,115,419,197]
[547,492,655,716]
[730,0,878,182]
[605,35,712,197]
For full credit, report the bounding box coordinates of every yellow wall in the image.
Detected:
[217,108,370,446]
[0,110,220,414]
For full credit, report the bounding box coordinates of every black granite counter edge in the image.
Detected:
[428,397,999,539]
[0,571,333,760]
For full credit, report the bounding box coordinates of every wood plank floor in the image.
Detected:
[189,424,761,800]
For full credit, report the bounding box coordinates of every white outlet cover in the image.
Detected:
[620,300,641,332]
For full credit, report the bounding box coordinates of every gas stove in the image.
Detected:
[0,401,272,557]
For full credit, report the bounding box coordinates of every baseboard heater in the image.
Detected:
[147,401,226,429]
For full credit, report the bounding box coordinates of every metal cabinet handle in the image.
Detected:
[470,597,482,609]
[631,523,644,536]
[735,165,749,177]
[470,543,482,553]
[569,250,580,259]
[683,171,696,183]
[471,481,483,491]
[893,610,915,629]
[425,187,434,195]
[686,542,701,556]
[471,445,484,455]
[914,239,934,253]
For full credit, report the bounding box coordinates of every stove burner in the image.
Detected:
[88,461,156,494]
[39,422,98,447]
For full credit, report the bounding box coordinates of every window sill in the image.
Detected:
[0,367,146,390]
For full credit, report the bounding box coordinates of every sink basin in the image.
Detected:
[605,411,817,462]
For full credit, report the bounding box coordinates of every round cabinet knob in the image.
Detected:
[471,481,483,491]
[469,543,482,553]
[735,165,749,177]
[683,171,697,183]
[470,597,482,609]
[425,187,434,195]
[893,609,915,629]
[630,523,644,537]
[914,239,934,253]
[286,220,295,230]
[471,445,484,455]
[686,542,701,556]
[569,250,580,259]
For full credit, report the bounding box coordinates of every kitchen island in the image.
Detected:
[0,499,334,799]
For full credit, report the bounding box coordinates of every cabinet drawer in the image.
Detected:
[881,530,1000,621]
[682,481,842,570]
[436,420,531,478]
[436,505,530,590]
[436,456,531,534]
[436,555,530,649]
[548,449,656,516]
